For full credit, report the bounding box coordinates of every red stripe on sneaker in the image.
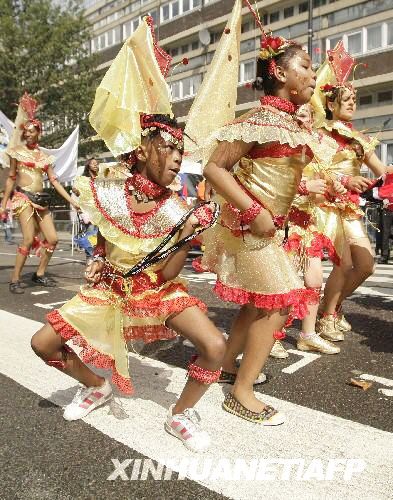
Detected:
[84,398,94,405]
[91,391,103,398]
[180,427,188,435]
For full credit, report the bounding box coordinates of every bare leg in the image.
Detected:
[11,206,36,283]
[301,257,323,334]
[320,242,352,314]
[222,304,259,373]
[31,323,104,387]
[337,238,375,304]
[36,210,58,276]
[166,306,226,413]
[232,308,287,412]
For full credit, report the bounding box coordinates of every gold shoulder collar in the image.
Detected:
[7,145,55,167]
[75,176,190,254]
[322,120,379,154]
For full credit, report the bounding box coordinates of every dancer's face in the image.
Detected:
[140,135,183,187]
[283,50,316,105]
[88,159,99,176]
[23,124,40,145]
[330,87,356,122]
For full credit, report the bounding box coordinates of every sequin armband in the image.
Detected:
[93,244,106,258]
[337,174,351,188]
[297,180,309,196]
[240,200,262,225]
[193,204,214,228]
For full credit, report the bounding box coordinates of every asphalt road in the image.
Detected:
[0,239,392,500]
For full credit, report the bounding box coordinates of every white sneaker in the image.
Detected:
[269,340,289,359]
[63,379,112,421]
[165,405,210,452]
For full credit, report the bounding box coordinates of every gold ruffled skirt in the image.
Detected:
[47,279,205,394]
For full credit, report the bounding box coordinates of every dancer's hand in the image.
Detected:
[85,260,104,284]
[347,176,374,193]
[306,179,327,195]
[249,209,276,237]
[327,180,347,197]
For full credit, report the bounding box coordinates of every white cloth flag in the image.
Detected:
[0,109,79,183]
[41,126,79,183]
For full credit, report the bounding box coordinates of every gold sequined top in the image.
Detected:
[216,107,336,218]
[7,145,54,193]
[75,176,189,272]
[321,120,378,177]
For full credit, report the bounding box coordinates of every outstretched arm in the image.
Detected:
[364,151,387,177]
[47,165,80,210]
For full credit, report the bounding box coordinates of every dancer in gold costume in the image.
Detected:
[0,93,79,293]
[185,0,336,424]
[309,42,389,340]
[30,18,225,453]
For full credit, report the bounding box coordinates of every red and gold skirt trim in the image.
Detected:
[47,309,133,394]
[214,280,319,321]
[284,231,340,265]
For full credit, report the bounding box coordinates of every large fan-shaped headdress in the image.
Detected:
[89,16,183,157]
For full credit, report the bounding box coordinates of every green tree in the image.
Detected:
[0,0,104,156]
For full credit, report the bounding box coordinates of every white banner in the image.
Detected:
[0,109,79,183]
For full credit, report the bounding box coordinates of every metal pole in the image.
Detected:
[308,0,313,55]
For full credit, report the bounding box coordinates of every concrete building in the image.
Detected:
[84,0,393,165]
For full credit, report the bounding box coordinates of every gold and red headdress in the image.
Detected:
[310,41,358,126]
[319,41,356,99]
[140,114,183,148]
[18,92,42,133]
[7,92,42,150]
[243,1,298,77]
[89,16,185,158]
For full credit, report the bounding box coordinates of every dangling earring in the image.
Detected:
[290,89,298,95]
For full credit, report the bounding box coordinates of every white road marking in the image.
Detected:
[378,389,393,397]
[31,291,49,296]
[360,374,393,387]
[0,251,84,263]
[33,301,66,309]
[1,310,392,500]
[281,350,321,374]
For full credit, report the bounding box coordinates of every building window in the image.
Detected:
[367,25,382,51]
[378,90,392,103]
[160,0,201,23]
[171,74,202,101]
[347,32,362,54]
[242,22,251,33]
[326,22,392,56]
[269,11,279,23]
[387,143,393,165]
[299,2,308,14]
[239,59,256,83]
[388,22,393,46]
[284,6,294,18]
[358,95,373,107]
[191,40,199,51]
